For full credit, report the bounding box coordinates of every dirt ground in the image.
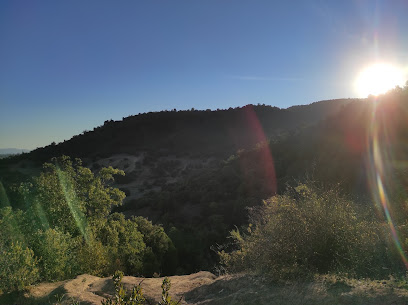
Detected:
[2,271,408,305]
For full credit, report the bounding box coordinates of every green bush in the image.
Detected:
[100,213,146,275]
[220,183,388,279]
[31,228,75,281]
[0,207,26,248]
[0,207,39,293]
[74,236,110,276]
[0,241,39,293]
[133,217,177,276]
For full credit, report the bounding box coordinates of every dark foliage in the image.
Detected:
[1,101,351,164]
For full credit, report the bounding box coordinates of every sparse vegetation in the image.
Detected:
[101,271,146,305]
[100,271,180,305]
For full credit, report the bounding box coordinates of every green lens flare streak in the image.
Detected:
[0,181,10,207]
[33,199,50,230]
[55,167,89,243]
[0,181,27,245]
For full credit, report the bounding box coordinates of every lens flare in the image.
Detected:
[0,181,27,245]
[366,99,408,268]
[33,199,50,230]
[0,181,10,208]
[55,166,89,243]
[237,105,277,195]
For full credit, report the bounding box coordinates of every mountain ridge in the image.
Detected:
[3,99,355,165]
[0,148,30,155]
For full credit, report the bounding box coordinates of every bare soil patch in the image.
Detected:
[2,272,408,305]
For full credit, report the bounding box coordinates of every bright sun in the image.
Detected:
[355,63,405,97]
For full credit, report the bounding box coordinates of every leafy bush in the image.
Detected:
[220,183,389,279]
[100,213,146,275]
[0,241,39,293]
[74,236,110,276]
[0,207,26,247]
[31,228,74,281]
[133,217,177,276]
[0,207,39,293]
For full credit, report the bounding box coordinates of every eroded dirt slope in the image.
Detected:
[4,272,408,305]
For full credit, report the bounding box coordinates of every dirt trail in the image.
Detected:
[21,271,216,305]
[4,272,408,305]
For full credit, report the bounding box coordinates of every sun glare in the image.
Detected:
[355,63,405,97]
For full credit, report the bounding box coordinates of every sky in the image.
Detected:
[1,0,408,150]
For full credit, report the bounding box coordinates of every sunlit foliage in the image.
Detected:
[0,241,39,293]
[0,156,175,293]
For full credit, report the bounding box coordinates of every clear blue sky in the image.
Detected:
[1,0,408,150]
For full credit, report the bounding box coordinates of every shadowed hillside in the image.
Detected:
[3,92,408,275]
[3,100,353,164]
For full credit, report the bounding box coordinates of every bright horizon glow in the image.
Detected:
[355,63,406,97]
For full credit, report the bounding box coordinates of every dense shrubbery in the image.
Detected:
[0,156,176,293]
[219,183,401,279]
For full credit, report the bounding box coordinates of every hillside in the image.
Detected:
[3,100,352,164]
[4,92,408,274]
[0,99,357,274]
[2,89,408,300]
[0,100,354,209]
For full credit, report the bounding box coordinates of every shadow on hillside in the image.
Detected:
[0,284,95,305]
[88,277,114,299]
[0,285,68,305]
[184,274,408,305]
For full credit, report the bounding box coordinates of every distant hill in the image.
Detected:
[0,148,30,155]
[5,99,354,164]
